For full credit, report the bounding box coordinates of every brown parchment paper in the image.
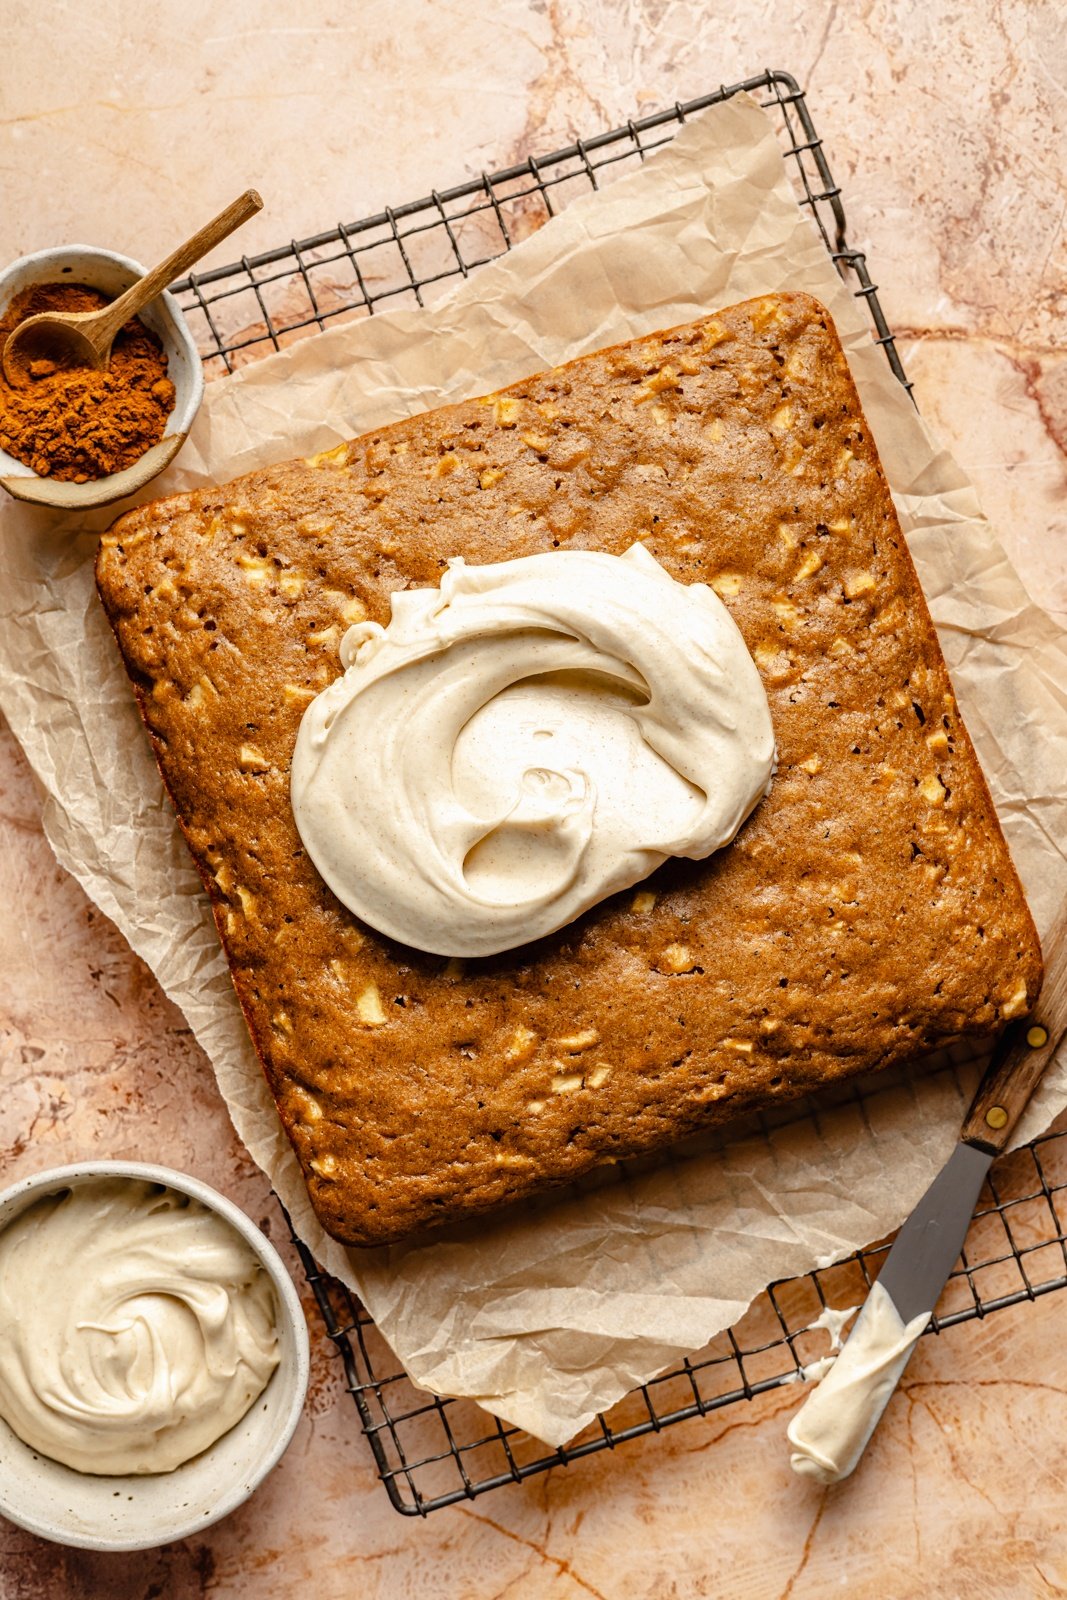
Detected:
[1,94,1065,1447]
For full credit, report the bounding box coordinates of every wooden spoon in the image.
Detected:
[2,189,263,386]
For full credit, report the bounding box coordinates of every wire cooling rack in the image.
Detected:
[173,69,1064,1515]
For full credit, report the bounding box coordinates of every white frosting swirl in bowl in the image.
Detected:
[0,1179,279,1476]
[291,543,775,958]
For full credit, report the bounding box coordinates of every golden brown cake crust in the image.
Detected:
[96,291,1042,1247]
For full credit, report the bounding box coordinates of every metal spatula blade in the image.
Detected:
[875,1140,992,1324]
[787,896,1067,1485]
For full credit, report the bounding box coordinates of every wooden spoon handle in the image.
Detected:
[961,895,1067,1154]
[90,189,263,351]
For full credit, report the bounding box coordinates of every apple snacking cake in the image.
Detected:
[96,291,1042,1247]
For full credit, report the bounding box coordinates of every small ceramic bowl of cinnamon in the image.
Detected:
[0,245,204,512]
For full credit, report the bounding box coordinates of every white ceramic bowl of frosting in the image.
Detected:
[0,1161,309,1552]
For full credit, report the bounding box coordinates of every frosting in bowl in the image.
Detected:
[291,543,775,957]
[0,1178,279,1475]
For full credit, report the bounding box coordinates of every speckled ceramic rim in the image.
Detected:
[0,1160,310,1552]
[0,244,204,510]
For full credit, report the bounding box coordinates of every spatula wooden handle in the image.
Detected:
[961,897,1067,1154]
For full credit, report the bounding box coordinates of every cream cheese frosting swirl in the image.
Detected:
[291,543,775,957]
[0,1179,279,1476]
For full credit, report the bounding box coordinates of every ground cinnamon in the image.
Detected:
[0,283,176,482]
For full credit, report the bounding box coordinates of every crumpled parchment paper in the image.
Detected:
[1,93,1065,1446]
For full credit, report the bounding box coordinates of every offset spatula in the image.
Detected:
[788,896,1067,1484]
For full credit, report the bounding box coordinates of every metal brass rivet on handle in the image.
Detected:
[985,1106,1009,1130]
[1027,1024,1049,1049]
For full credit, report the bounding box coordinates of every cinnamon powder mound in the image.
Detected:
[0,283,176,482]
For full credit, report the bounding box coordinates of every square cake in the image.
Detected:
[96,291,1042,1246]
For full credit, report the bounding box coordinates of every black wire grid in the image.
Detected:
[173,70,1063,1515]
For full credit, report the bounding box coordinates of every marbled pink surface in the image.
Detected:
[1,2,1065,1594]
